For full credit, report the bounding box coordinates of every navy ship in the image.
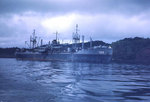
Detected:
[16,25,112,63]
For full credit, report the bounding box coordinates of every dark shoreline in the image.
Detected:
[1,57,150,65]
[0,56,15,58]
[112,60,150,65]
[1,37,150,65]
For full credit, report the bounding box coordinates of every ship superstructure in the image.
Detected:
[16,25,113,63]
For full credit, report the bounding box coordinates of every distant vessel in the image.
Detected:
[16,24,112,63]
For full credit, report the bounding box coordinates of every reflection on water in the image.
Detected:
[0,58,150,102]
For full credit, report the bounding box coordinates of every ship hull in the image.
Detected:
[16,53,112,63]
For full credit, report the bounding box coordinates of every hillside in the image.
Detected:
[0,47,20,58]
[112,37,150,64]
[1,38,150,64]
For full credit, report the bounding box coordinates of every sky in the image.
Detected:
[0,0,150,47]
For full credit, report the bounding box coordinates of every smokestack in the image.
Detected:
[90,37,92,48]
[41,39,43,46]
[30,36,32,49]
[82,35,84,49]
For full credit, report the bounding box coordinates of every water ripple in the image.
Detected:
[0,58,150,102]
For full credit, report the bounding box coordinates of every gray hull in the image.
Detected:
[16,53,112,63]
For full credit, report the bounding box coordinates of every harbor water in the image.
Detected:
[0,58,150,102]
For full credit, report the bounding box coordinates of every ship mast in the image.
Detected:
[56,31,58,42]
[75,24,79,35]
[54,31,59,43]
[30,29,37,49]
[72,24,80,49]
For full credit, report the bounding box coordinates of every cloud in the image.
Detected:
[1,0,150,15]
[0,0,150,47]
